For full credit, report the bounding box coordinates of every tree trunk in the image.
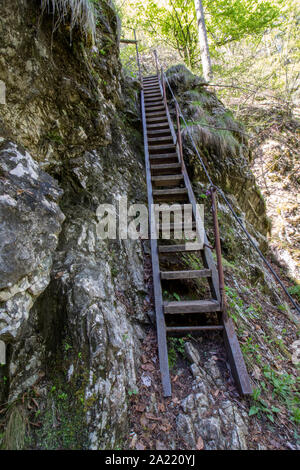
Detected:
[194,0,212,81]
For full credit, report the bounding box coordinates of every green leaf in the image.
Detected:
[249,406,259,416]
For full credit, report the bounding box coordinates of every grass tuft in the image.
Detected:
[40,0,97,43]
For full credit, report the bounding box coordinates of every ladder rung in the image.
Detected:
[163,299,221,314]
[159,243,202,253]
[145,102,164,108]
[147,129,172,136]
[159,221,196,230]
[153,189,188,202]
[144,85,160,91]
[143,80,159,84]
[146,117,169,123]
[143,78,159,84]
[148,137,173,143]
[149,153,177,160]
[161,269,211,280]
[147,122,169,129]
[149,144,175,152]
[151,174,183,186]
[146,112,167,119]
[166,325,224,333]
[146,105,165,111]
[151,163,181,173]
[153,188,187,196]
[144,92,162,98]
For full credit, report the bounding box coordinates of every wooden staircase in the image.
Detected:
[141,74,252,397]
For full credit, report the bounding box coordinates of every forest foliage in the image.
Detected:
[117,0,299,109]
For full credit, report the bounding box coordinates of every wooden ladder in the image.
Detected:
[141,74,252,397]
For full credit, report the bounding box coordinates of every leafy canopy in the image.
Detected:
[120,0,283,68]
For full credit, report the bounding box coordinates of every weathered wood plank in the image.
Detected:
[146,106,165,113]
[163,299,221,314]
[151,174,183,186]
[150,163,182,174]
[161,269,211,280]
[148,137,173,144]
[159,243,202,253]
[147,122,170,128]
[146,116,169,123]
[153,188,188,202]
[166,325,224,333]
[148,144,176,152]
[153,188,188,196]
[222,315,253,396]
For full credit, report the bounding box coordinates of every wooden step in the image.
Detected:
[151,163,182,175]
[150,154,178,164]
[147,114,167,121]
[147,129,172,136]
[166,325,224,333]
[153,188,188,202]
[159,221,196,231]
[145,97,165,105]
[144,94,162,100]
[143,78,159,84]
[146,117,169,124]
[163,299,221,314]
[161,269,211,280]
[146,111,166,118]
[145,101,164,107]
[147,122,170,129]
[144,91,161,96]
[144,85,160,91]
[155,204,184,213]
[149,144,176,154]
[159,243,202,253]
[151,174,183,186]
[148,137,173,144]
[146,105,165,112]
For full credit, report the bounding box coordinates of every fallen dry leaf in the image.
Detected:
[196,436,204,450]
[135,404,146,413]
[55,271,65,279]
[141,363,155,372]
[145,413,161,421]
[158,402,165,413]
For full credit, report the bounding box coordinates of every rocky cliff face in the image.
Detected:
[0,0,148,449]
[0,0,298,451]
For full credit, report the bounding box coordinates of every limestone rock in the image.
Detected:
[0,141,64,341]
